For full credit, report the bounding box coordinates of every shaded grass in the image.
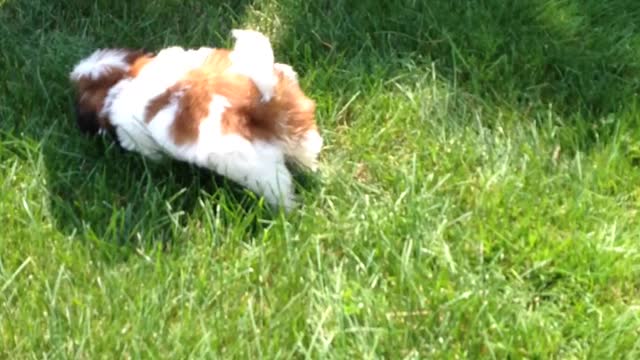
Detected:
[1,0,640,358]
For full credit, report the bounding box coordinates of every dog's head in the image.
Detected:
[69,49,154,135]
[269,63,318,138]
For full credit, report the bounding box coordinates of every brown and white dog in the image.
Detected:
[69,30,322,211]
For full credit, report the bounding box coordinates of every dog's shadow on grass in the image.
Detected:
[44,130,295,256]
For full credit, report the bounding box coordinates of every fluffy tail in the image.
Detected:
[229,29,277,102]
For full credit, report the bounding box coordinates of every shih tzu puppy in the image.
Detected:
[69,30,322,211]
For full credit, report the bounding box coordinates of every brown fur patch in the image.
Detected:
[141,48,317,146]
[172,72,286,144]
[217,76,277,140]
[129,55,154,77]
[74,67,129,131]
[170,78,215,145]
[144,89,173,123]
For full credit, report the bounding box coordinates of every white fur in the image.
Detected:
[287,130,323,171]
[70,49,131,80]
[204,136,295,210]
[228,29,278,102]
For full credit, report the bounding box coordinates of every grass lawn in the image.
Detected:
[2,0,640,357]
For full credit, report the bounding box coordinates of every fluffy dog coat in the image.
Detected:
[69,30,322,211]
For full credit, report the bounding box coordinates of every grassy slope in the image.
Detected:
[1,0,640,357]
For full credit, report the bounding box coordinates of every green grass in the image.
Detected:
[2,0,640,357]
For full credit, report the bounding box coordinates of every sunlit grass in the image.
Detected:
[1,0,640,357]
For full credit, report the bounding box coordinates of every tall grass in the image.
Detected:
[1,0,640,357]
